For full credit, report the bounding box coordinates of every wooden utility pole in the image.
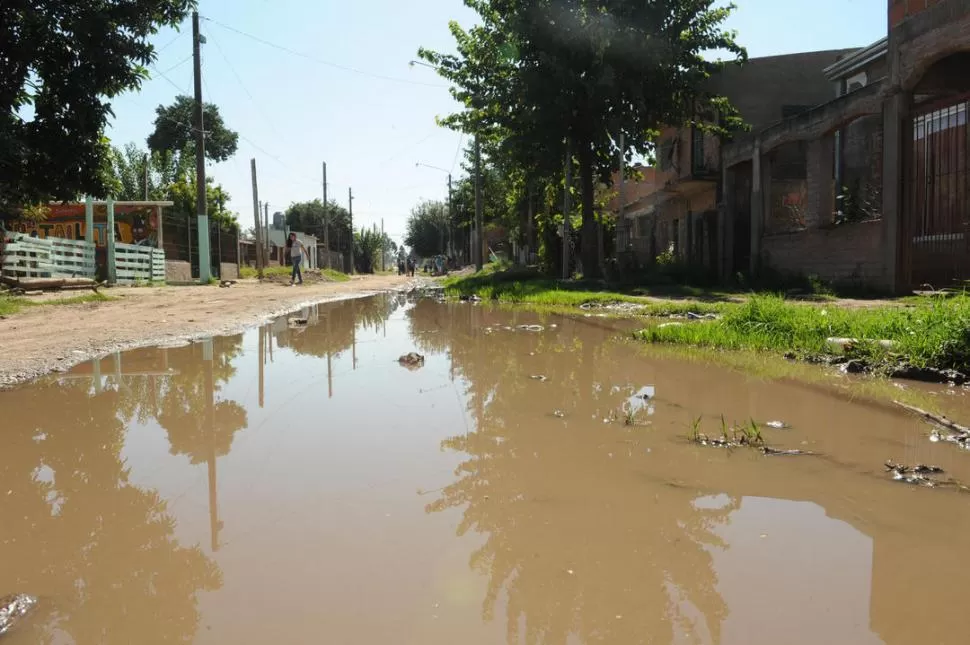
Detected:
[348,187,354,274]
[143,153,150,201]
[563,138,572,280]
[192,11,212,283]
[251,158,264,278]
[447,173,453,258]
[322,162,330,269]
[381,218,385,272]
[264,202,270,264]
[474,135,483,271]
[618,132,626,244]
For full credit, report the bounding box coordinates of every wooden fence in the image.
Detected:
[1,233,96,279]
[115,242,166,283]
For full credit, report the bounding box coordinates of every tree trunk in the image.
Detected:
[576,135,601,279]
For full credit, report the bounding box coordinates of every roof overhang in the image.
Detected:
[823,37,888,81]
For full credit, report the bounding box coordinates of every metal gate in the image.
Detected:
[907,98,970,288]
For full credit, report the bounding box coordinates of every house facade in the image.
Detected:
[718,0,970,292]
[616,0,970,293]
[614,49,856,275]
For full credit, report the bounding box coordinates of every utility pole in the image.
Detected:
[322,162,330,269]
[348,187,354,274]
[618,132,626,242]
[474,135,483,271]
[251,158,264,279]
[264,202,270,265]
[143,153,150,201]
[192,10,212,283]
[563,138,572,280]
[447,173,453,258]
[381,218,385,272]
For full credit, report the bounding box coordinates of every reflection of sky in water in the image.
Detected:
[705,496,883,645]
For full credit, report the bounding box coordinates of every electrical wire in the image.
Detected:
[450,133,464,175]
[203,25,287,144]
[154,30,186,55]
[201,15,447,89]
[157,54,193,75]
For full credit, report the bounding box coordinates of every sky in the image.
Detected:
[105,0,888,246]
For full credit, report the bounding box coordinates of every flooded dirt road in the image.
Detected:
[2,295,970,644]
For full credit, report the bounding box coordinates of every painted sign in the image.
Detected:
[6,204,159,247]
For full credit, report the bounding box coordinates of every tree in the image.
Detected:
[285,199,353,256]
[0,0,195,213]
[106,141,240,230]
[353,227,391,274]
[419,0,745,278]
[106,142,191,201]
[146,95,239,163]
[405,199,449,258]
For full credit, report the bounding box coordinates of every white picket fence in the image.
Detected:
[1,233,96,279]
[115,242,166,284]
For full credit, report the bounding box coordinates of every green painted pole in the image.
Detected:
[84,195,94,244]
[107,197,117,284]
[193,11,212,283]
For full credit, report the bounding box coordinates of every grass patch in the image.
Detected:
[638,293,970,372]
[239,265,350,282]
[322,268,351,282]
[0,292,112,316]
[443,269,731,316]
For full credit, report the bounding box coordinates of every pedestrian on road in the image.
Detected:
[286,232,307,285]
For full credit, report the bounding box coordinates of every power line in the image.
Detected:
[158,54,193,75]
[201,15,448,89]
[155,30,186,55]
[203,25,287,144]
[450,133,464,175]
[149,63,192,96]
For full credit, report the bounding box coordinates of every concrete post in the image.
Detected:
[749,143,768,276]
[882,90,909,293]
[806,135,836,228]
[84,195,94,245]
[106,197,117,284]
[721,165,736,281]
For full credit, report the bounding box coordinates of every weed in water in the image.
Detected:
[688,416,703,442]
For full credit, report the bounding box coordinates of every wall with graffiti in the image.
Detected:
[4,204,160,247]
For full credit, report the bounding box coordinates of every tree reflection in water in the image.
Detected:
[408,300,737,645]
[0,377,222,645]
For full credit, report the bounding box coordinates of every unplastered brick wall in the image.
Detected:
[890,0,945,28]
[762,220,884,286]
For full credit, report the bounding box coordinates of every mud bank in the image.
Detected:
[0,275,418,388]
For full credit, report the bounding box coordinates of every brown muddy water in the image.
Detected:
[2,294,970,645]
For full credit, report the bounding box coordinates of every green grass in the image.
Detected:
[443,269,732,316]
[0,292,112,316]
[239,265,350,282]
[638,293,970,371]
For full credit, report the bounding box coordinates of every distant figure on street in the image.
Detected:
[407,257,415,277]
[286,232,307,285]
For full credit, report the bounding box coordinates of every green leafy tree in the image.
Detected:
[0,0,194,213]
[106,142,192,201]
[405,199,450,258]
[147,94,239,164]
[285,199,353,255]
[353,226,391,274]
[420,0,745,278]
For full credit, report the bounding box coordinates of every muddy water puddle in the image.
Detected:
[2,294,970,645]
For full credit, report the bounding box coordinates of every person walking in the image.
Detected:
[285,232,307,285]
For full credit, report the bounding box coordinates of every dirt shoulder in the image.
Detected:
[0,274,414,388]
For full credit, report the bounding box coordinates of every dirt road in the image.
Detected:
[0,273,414,388]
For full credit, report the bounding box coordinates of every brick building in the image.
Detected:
[612,49,856,272]
[718,0,970,292]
